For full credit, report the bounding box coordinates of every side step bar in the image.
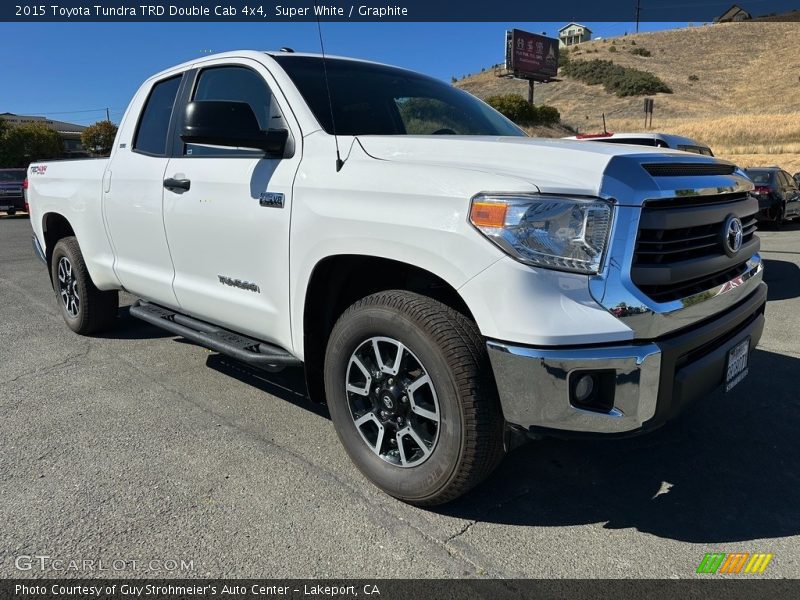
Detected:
[129,300,302,368]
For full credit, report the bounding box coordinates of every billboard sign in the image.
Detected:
[505,29,559,81]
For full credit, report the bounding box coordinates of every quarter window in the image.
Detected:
[133,75,182,156]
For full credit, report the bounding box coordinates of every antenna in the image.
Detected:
[315,12,344,172]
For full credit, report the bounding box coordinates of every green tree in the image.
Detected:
[0,122,63,167]
[484,94,560,126]
[0,118,10,166]
[81,120,118,156]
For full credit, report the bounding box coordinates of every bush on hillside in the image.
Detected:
[630,47,652,57]
[608,45,617,52]
[561,59,672,97]
[558,48,570,68]
[484,94,561,126]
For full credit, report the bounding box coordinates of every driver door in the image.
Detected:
[162,60,301,349]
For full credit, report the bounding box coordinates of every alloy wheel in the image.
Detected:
[345,336,440,468]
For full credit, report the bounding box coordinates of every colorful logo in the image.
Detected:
[697,553,773,574]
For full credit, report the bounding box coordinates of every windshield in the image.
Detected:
[273,55,525,137]
[0,170,25,182]
[745,170,774,185]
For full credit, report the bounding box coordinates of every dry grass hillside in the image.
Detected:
[457,22,800,172]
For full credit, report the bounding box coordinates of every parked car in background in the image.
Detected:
[744,167,800,226]
[564,132,714,156]
[793,172,800,187]
[0,168,26,216]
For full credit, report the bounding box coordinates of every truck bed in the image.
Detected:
[28,158,117,289]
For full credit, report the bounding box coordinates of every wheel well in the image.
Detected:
[42,213,75,273]
[302,255,475,404]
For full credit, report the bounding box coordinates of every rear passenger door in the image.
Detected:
[162,60,301,349]
[104,73,184,306]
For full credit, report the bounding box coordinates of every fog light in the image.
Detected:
[573,374,594,402]
[569,370,616,413]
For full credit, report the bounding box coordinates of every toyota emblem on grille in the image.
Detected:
[722,215,744,257]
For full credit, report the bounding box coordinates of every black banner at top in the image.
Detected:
[4,0,800,22]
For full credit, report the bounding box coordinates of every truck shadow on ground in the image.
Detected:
[438,347,800,544]
[762,258,800,301]
[94,305,174,340]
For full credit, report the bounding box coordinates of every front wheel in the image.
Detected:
[51,237,118,335]
[324,291,505,505]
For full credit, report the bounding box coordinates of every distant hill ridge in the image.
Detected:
[455,21,800,172]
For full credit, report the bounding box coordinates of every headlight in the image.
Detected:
[469,193,613,274]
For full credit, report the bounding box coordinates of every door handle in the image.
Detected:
[163,177,191,191]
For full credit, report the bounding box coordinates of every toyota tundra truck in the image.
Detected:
[27,51,766,505]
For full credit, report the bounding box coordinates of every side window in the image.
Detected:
[185,66,283,157]
[133,75,182,156]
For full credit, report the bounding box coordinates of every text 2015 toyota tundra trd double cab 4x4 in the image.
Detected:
[27,51,766,505]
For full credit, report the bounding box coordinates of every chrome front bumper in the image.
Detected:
[488,283,767,435]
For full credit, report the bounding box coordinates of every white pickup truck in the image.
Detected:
[28,50,766,505]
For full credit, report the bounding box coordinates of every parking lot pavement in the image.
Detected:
[1,215,799,579]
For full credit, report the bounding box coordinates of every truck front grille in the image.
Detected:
[631,193,759,303]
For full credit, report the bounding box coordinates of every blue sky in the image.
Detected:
[1,21,686,125]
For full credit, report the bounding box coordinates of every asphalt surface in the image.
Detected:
[1,214,799,580]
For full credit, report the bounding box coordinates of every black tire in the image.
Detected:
[7,209,16,216]
[324,290,505,506]
[774,205,786,229]
[50,236,118,335]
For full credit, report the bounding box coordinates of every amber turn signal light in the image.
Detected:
[470,201,507,228]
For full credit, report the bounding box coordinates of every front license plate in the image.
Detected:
[725,338,750,393]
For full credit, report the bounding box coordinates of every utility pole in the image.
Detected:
[528,80,534,105]
[635,0,641,33]
[106,107,110,122]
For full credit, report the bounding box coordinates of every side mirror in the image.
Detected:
[180,101,288,155]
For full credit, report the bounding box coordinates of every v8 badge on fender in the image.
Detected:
[259,192,284,208]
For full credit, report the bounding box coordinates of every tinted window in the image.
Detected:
[186,66,280,156]
[0,170,25,182]
[745,170,774,185]
[588,137,664,147]
[134,75,182,155]
[677,144,713,156]
[781,171,797,188]
[274,56,524,137]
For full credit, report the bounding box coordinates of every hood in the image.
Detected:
[356,135,699,196]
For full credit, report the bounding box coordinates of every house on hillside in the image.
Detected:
[558,23,592,47]
[715,4,752,22]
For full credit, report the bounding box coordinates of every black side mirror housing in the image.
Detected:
[180,101,288,155]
